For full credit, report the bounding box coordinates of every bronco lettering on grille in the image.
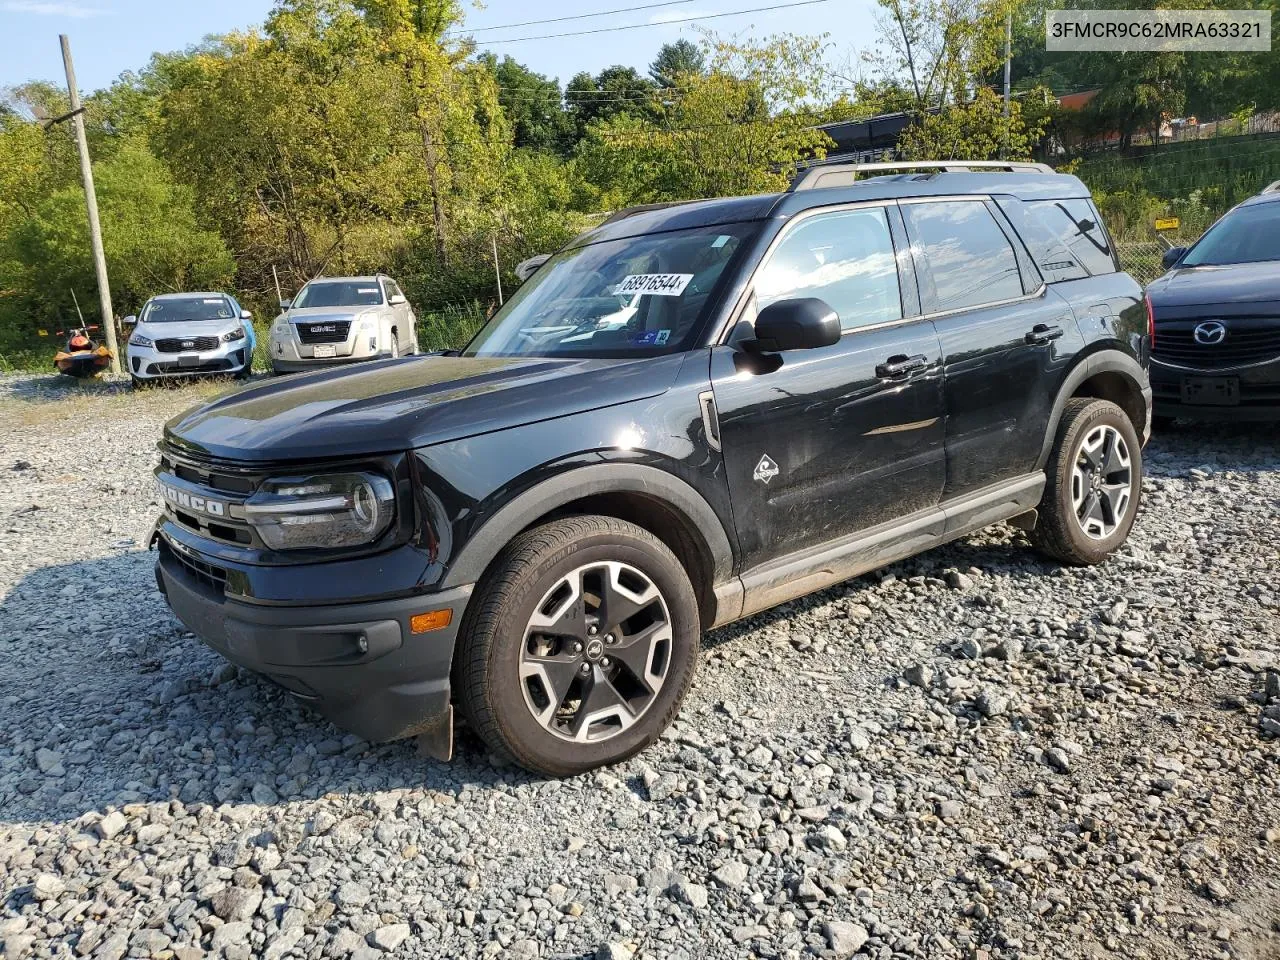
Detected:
[157,479,227,518]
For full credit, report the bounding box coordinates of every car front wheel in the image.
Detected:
[455,516,700,776]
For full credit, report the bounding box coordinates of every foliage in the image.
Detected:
[649,40,706,88]
[3,0,1280,369]
[2,137,233,331]
[575,35,834,204]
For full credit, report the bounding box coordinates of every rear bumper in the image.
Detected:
[155,542,471,743]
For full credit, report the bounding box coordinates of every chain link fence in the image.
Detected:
[1113,237,1198,287]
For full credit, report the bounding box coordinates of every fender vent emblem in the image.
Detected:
[753,454,780,484]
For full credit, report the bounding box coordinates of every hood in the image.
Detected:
[136,318,242,341]
[286,306,376,322]
[1147,262,1280,312]
[163,353,685,462]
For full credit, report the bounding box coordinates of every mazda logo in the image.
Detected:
[1193,321,1227,345]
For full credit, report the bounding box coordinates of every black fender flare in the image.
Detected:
[440,462,735,593]
[1037,349,1152,469]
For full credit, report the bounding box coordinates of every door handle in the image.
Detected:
[1025,323,1064,345]
[876,354,928,379]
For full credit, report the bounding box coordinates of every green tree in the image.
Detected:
[649,39,706,87]
[566,66,658,138]
[7,139,233,327]
[478,54,573,154]
[575,35,832,204]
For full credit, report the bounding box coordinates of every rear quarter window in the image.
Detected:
[998,197,1118,281]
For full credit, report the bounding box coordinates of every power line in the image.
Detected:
[467,0,835,45]
[448,0,698,35]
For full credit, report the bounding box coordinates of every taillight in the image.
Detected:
[1144,294,1155,348]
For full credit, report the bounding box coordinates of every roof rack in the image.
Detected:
[1262,179,1280,194]
[789,160,1057,192]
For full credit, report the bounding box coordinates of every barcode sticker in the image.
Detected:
[612,273,694,297]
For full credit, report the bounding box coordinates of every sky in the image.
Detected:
[0,0,879,95]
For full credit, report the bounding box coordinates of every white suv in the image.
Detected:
[270,275,419,374]
[125,292,254,386]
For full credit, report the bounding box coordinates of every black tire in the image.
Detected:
[1031,397,1142,565]
[455,515,700,777]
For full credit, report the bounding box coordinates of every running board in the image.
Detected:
[732,474,1045,620]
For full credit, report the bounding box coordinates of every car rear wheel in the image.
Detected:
[455,516,700,776]
[1032,398,1142,565]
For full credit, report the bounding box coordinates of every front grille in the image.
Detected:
[155,336,220,353]
[157,445,264,546]
[161,539,228,593]
[296,320,351,344]
[1153,319,1280,369]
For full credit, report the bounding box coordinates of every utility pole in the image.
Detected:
[60,34,119,374]
[492,236,504,306]
[1001,7,1012,159]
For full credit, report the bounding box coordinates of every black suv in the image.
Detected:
[1148,181,1280,421]
[153,161,1151,776]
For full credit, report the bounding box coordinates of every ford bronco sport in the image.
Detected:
[153,161,1152,777]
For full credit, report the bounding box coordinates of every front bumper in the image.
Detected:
[129,340,249,379]
[270,324,386,372]
[155,538,472,743]
[1151,359,1280,421]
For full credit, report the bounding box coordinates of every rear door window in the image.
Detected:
[903,200,1025,312]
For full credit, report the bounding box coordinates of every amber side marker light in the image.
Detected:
[410,609,453,634]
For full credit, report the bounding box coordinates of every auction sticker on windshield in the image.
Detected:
[613,273,694,297]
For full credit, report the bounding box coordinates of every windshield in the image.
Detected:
[293,281,384,309]
[141,296,235,323]
[1181,202,1280,266]
[463,222,759,358]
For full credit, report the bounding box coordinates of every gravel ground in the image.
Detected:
[0,372,1277,960]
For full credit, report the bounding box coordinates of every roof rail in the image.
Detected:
[789,160,1057,192]
[1262,179,1280,194]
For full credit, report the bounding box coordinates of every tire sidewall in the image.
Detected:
[480,530,699,775]
[1055,402,1142,563]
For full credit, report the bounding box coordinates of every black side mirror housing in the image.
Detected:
[1161,246,1187,270]
[750,298,841,352]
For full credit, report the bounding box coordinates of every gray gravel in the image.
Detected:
[1,373,1278,960]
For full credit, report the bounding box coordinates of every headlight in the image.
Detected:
[222,327,246,343]
[129,334,153,348]
[243,472,395,550]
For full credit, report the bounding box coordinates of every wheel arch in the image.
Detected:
[440,463,737,629]
[1037,350,1151,470]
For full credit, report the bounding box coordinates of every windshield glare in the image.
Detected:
[1181,202,1280,266]
[141,297,235,323]
[293,281,384,309]
[464,223,758,358]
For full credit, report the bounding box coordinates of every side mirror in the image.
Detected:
[279,299,292,311]
[750,298,841,352]
[241,309,253,320]
[122,315,137,326]
[389,294,407,305]
[1161,246,1187,270]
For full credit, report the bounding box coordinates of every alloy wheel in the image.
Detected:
[519,561,673,743]
[1070,423,1133,540]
